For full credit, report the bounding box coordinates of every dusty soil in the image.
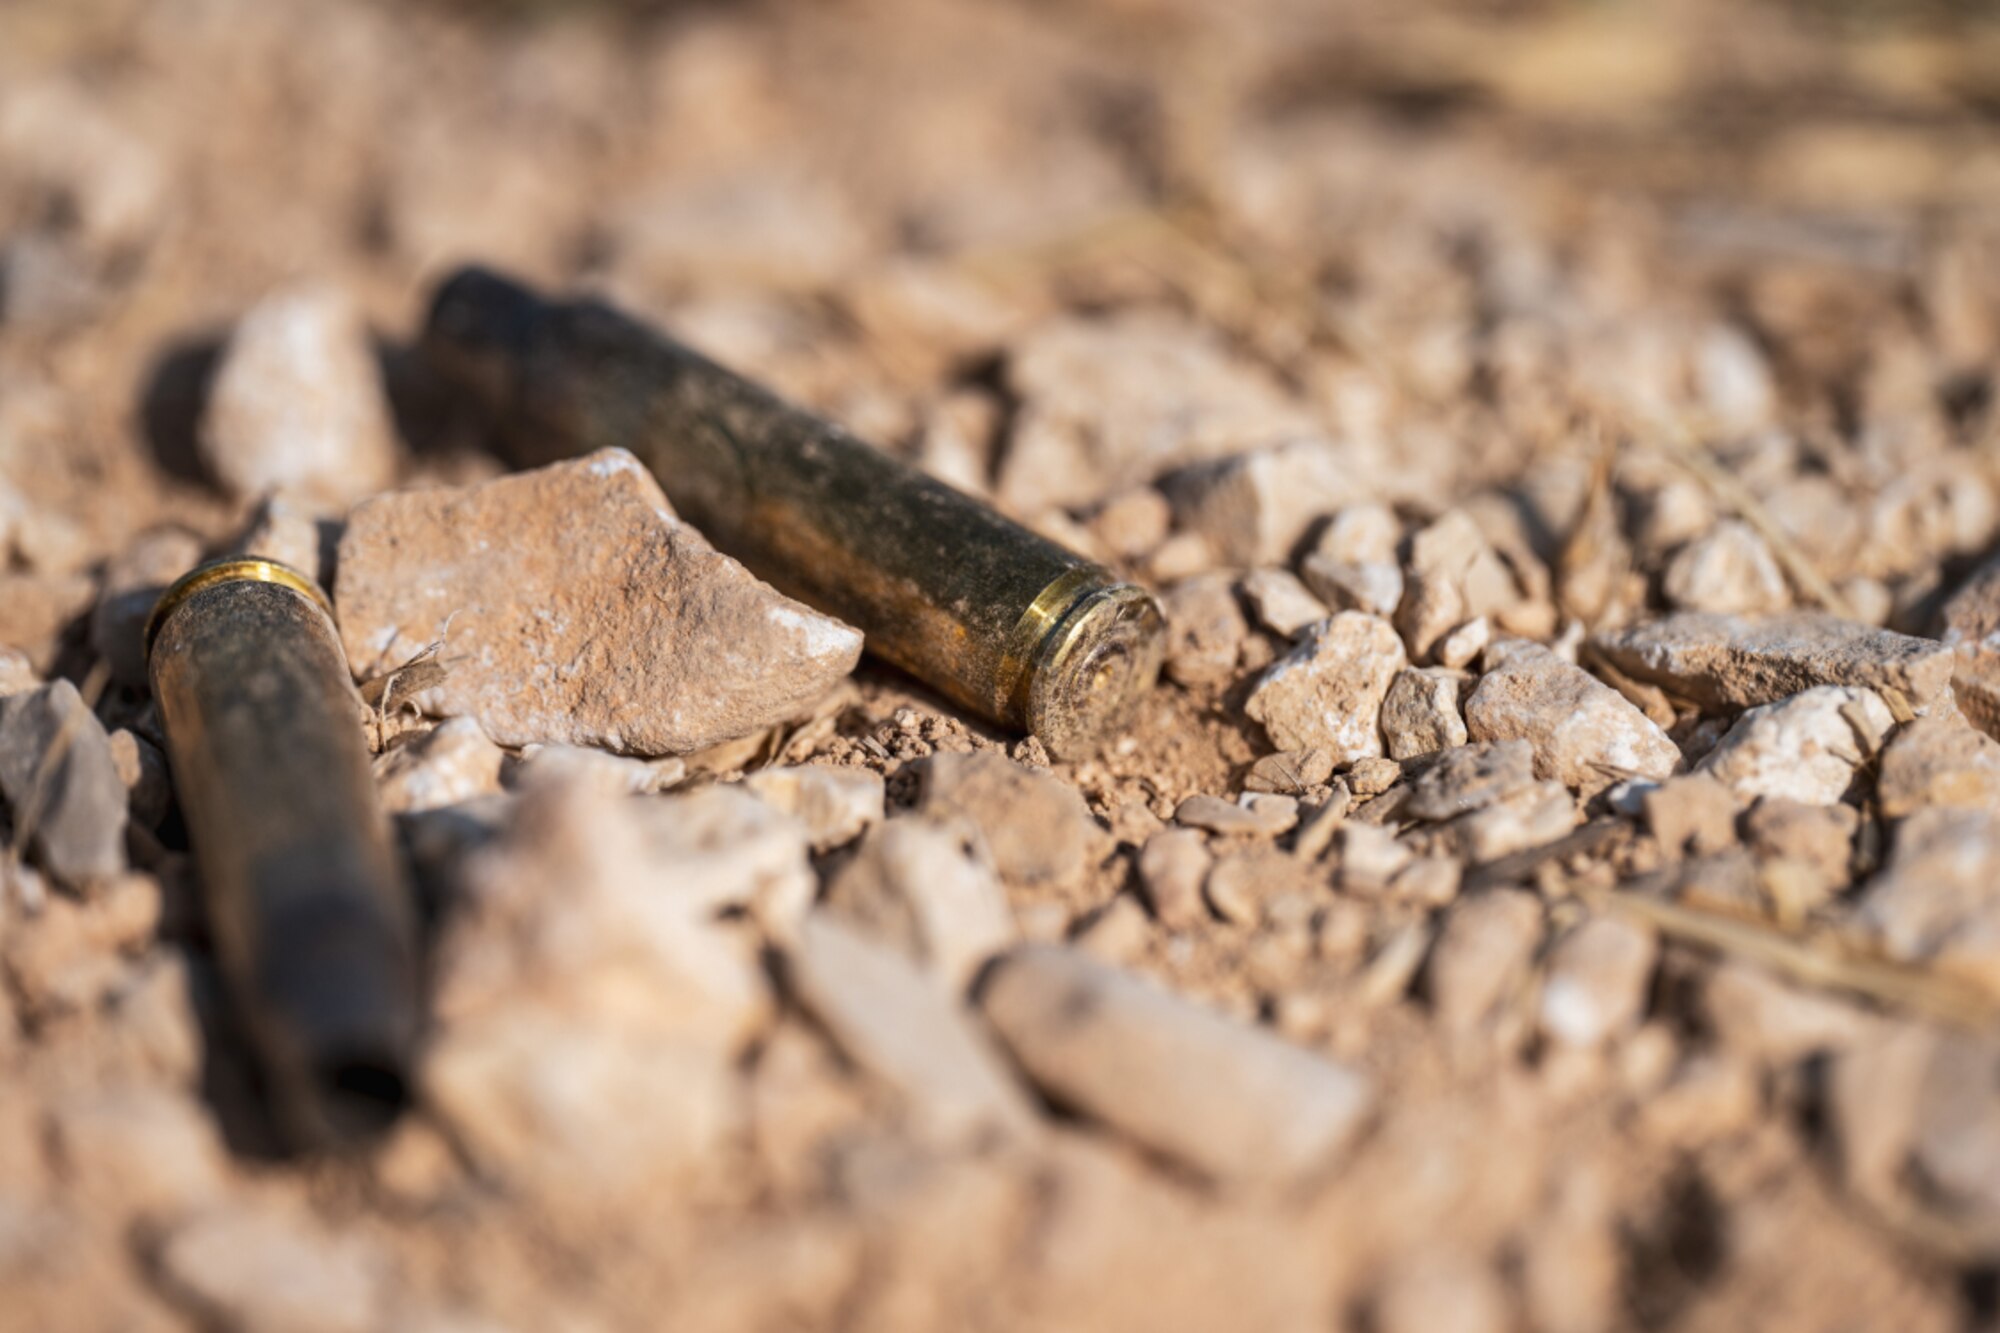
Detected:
[7,0,2000,1329]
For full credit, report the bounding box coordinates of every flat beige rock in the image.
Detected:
[335,449,863,755]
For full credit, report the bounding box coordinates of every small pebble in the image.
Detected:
[1161,573,1248,687]
[1875,716,2000,818]
[0,680,127,886]
[1244,611,1405,765]
[823,816,1015,990]
[1426,889,1544,1032]
[1381,668,1467,761]
[744,763,885,850]
[980,944,1373,1186]
[1693,685,1893,806]
[1239,568,1328,638]
[914,750,1102,887]
[1662,519,1790,616]
[158,1203,390,1333]
[373,717,506,814]
[788,913,1035,1144]
[1345,755,1403,797]
[1243,748,1334,795]
[1464,639,1679,795]
[199,283,400,503]
[1536,916,1656,1049]
[1175,792,1297,837]
[1137,829,1212,930]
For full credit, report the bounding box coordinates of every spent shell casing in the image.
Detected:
[146,558,418,1149]
[422,267,1165,757]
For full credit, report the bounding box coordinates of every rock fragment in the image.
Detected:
[822,818,1015,990]
[107,728,171,830]
[1174,792,1297,838]
[1643,772,1737,858]
[1592,612,1955,713]
[233,490,341,588]
[980,944,1372,1186]
[1381,667,1467,760]
[912,750,1100,888]
[1661,519,1790,616]
[1693,685,1893,806]
[1137,829,1211,930]
[1854,807,2000,990]
[1426,889,1544,1031]
[1346,755,1402,796]
[508,744,686,796]
[1165,438,1365,567]
[1334,821,1414,894]
[0,680,126,886]
[1444,780,1578,864]
[1463,641,1679,794]
[1372,1248,1510,1333]
[1087,488,1171,561]
[0,571,96,673]
[1906,1033,2000,1237]
[1743,797,1858,896]
[744,764,885,851]
[1537,916,1656,1049]
[1239,568,1327,638]
[1242,748,1334,795]
[1300,502,1403,618]
[0,646,39,697]
[423,783,794,1198]
[1876,715,2000,818]
[1702,961,1875,1063]
[786,914,1036,1144]
[335,449,862,755]
[1244,612,1405,765]
[1160,574,1247,686]
[89,527,203,687]
[1940,553,2000,736]
[1435,617,1491,671]
[1396,510,1520,662]
[372,717,506,814]
[157,1203,389,1333]
[1404,740,1541,822]
[49,1085,227,1216]
[199,284,399,503]
[0,80,167,258]
[998,311,1316,512]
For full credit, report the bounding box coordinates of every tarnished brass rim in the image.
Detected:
[1024,581,1166,758]
[995,564,1106,725]
[145,557,335,660]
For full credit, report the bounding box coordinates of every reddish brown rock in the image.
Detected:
[335,449,863,756]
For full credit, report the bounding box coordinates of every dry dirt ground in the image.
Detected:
[7,0,2000,1329]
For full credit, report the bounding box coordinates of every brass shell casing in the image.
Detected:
[148,558,418,1149]
[423,267,1165,756]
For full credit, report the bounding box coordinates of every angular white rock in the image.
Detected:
[1245,612,1406,765]
[1694,685,1894,806]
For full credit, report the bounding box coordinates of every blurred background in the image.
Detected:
[6,1,2000,1330]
